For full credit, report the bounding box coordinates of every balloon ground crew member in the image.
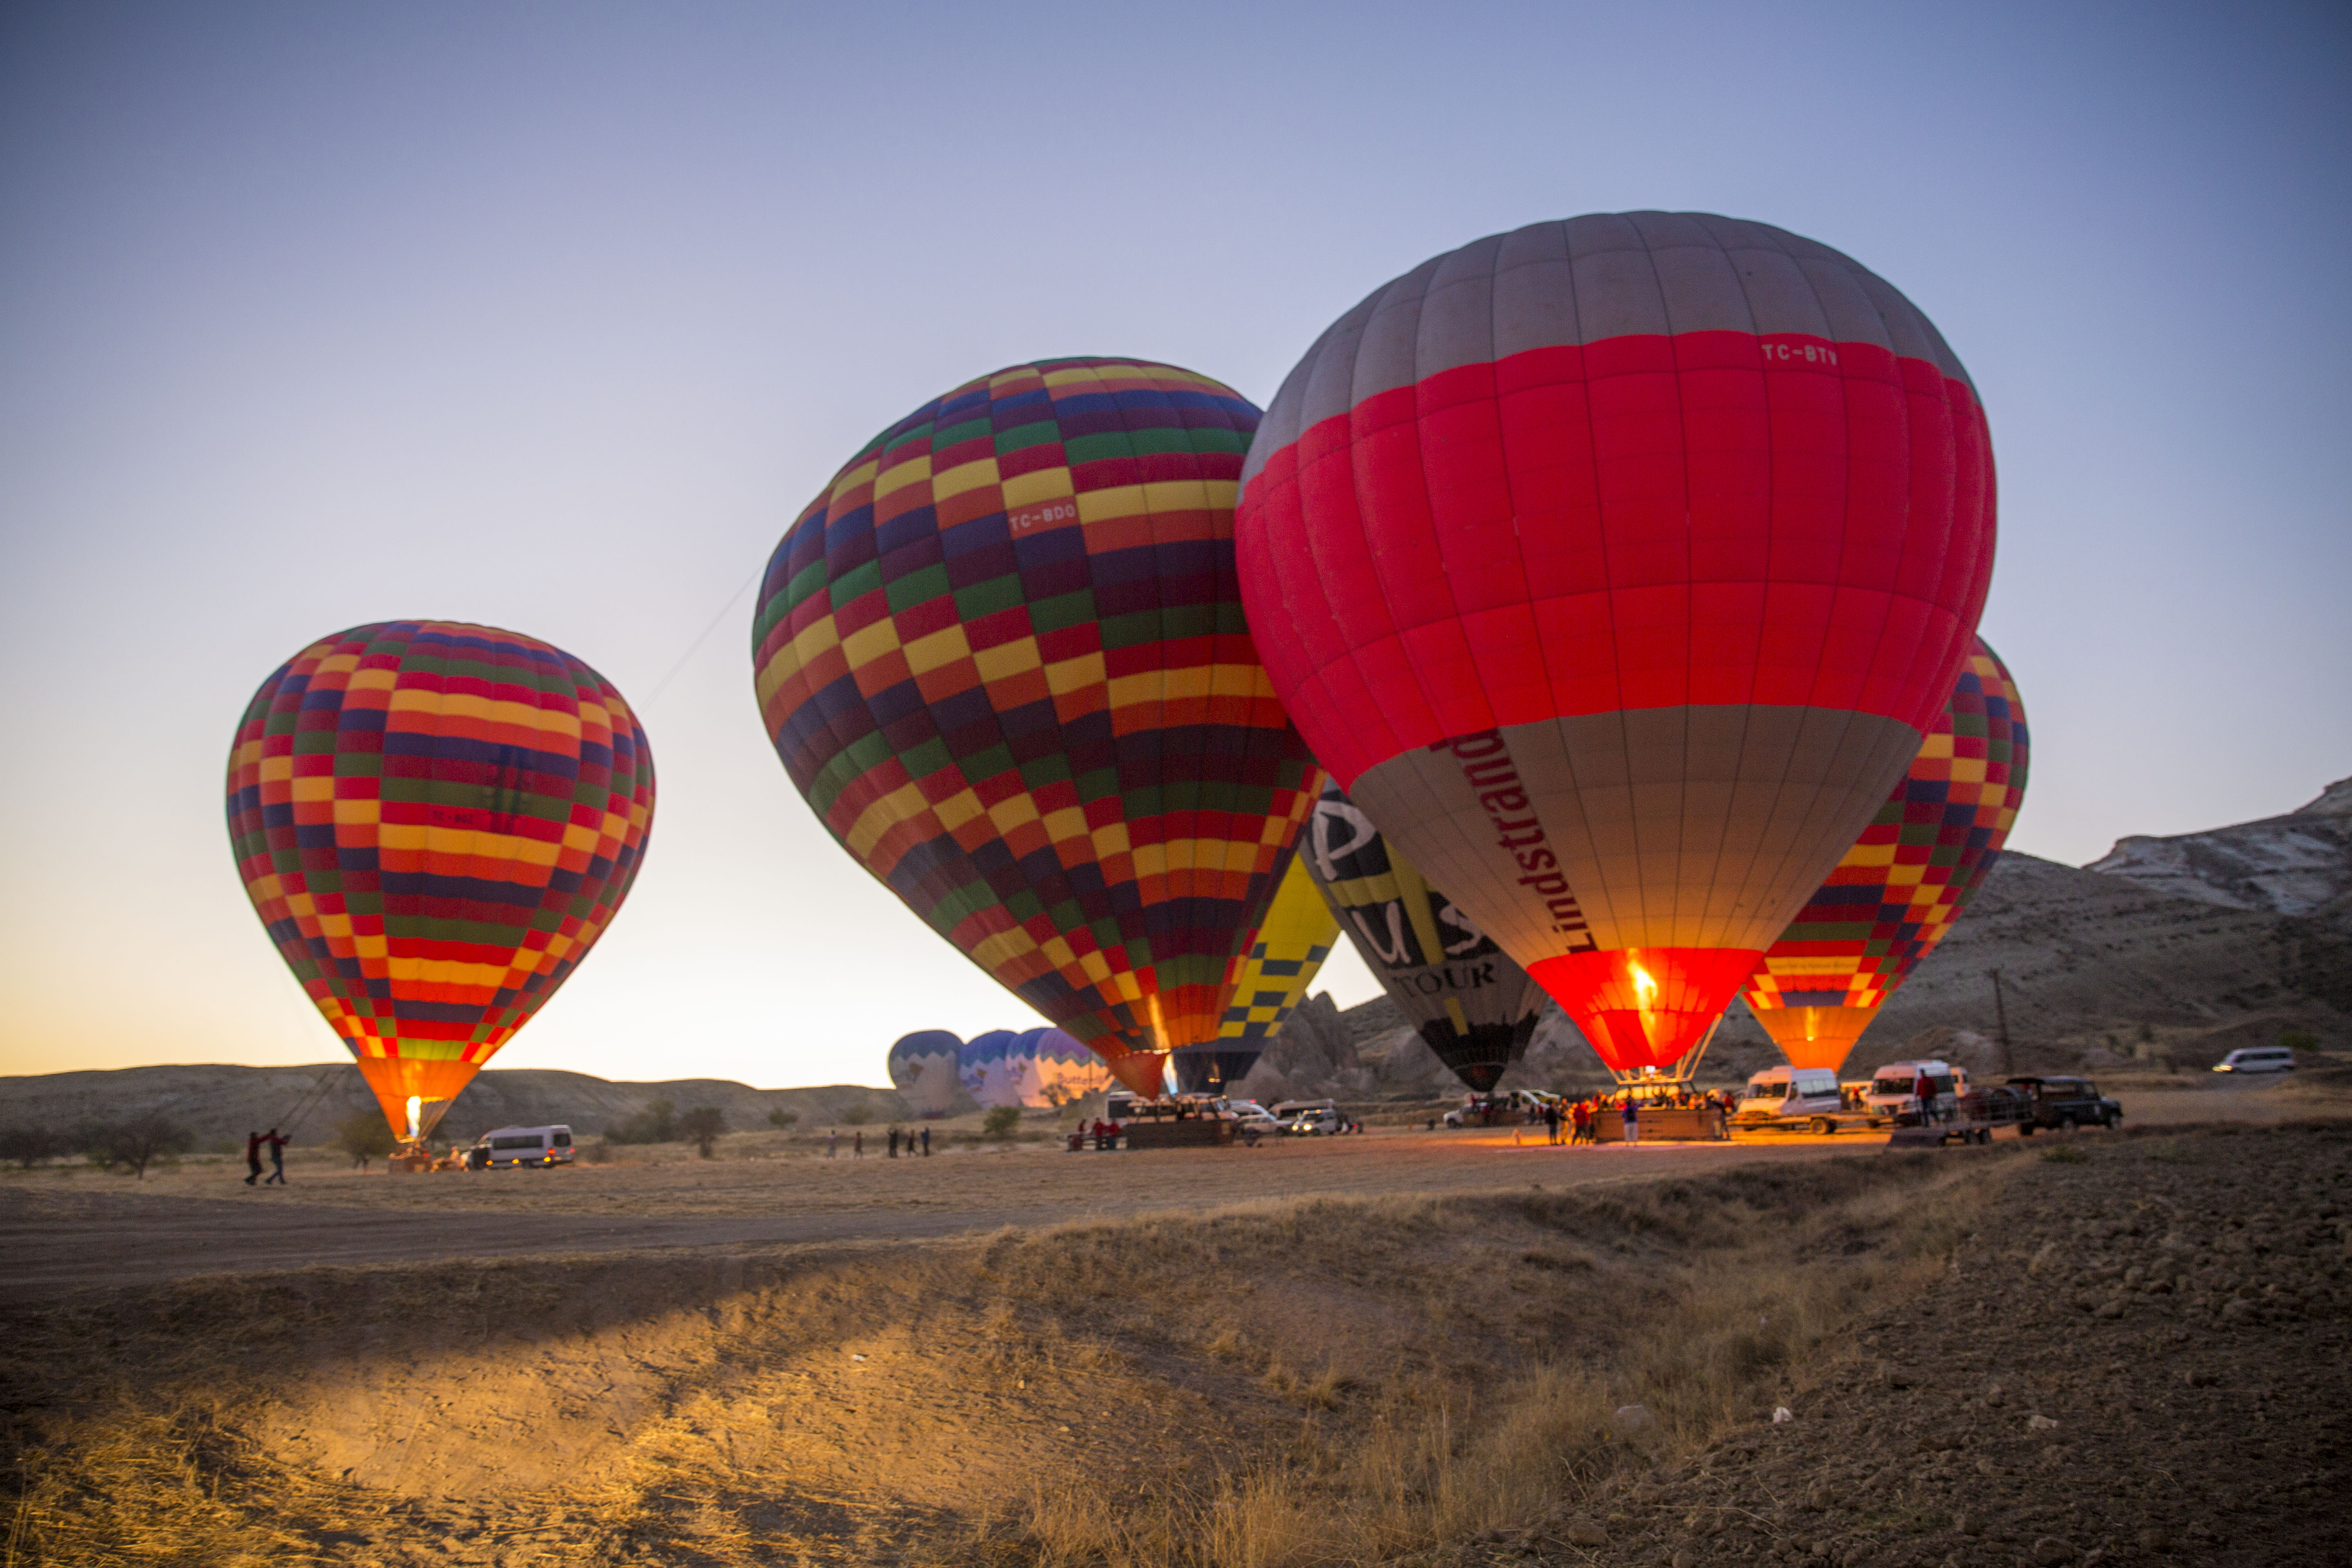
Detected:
[262,1127,289,1184]
[244,1130,264,1186]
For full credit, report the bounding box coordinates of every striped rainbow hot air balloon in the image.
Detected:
[753,359,1323,1097]
[1741,638,2029,1072]
[226,621,654,1140]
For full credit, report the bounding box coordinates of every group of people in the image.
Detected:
[1502,1085,1743,1147]
[822,1125,933,1158]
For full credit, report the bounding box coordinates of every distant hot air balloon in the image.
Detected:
[1005,1026,1111,1106]
[753,359,1323,1098]
[887,1029,965,1118]
[1237,213,1995,1079]
[226,622,654,1140]
[1174,854,1341,1093]
[960,1028,1020,1108]
[1302,780,1546,1092]
[1742,638,2029,1071]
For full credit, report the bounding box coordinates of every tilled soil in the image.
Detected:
[1494,1123,2352,1568]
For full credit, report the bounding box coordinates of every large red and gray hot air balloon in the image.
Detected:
[1742,637,2029,1071]
[226,622,655,1140]
[1237,213,1995,1079]
[753,359,1322,1096]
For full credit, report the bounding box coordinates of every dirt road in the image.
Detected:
[3,1072,2327,1301]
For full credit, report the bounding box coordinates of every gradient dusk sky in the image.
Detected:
[3,1,2345,1089]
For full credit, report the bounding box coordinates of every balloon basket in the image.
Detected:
[388,1140,435,1174]
[1605,1020,1720,1091]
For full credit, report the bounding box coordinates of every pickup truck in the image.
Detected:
[2004,1076,2122,1132]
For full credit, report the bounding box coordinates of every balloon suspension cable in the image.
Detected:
[271,1063,345,1138]
[1608,1016,1722,1091]
[644,563,764,708]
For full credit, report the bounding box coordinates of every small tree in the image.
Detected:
[841,1102,874,1127]
[608,1098,678,1145]
[0,1125,56,1169]
[677,1105,726,1159]
[2280,1029,2322,1056]
[982,1105,1021,1141]
[766,1108,799,1129]
[334,1111,398,1170]
[90,1114,194,1180]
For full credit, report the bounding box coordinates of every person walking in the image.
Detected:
[1544,1100,1561,1145]
[826,1127,838,1158]
[243,1130,263,1186]
[1621,1095,1640,1147]
[262,1127,289,1185]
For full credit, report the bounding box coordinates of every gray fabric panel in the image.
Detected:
[1570,241,1671,341]
[1351,706,1924,963]
[1490,221,1581,360]
[1649,240,1758,335]
[1793,255,1898,352]
[1238,332,1325,489]
[1295,292,1379,438]
[1412,233,1505,379]
[1720,245,1833,339]
[1352,259,1441,405]
[1624,210,1726,253]
[1851,266,1943,371]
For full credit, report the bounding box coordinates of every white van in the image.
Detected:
[472,1125,575,1168]
[2214,1047,2296,1073]
[1735,1067,1843,1129]
[1865,1061,1964,1125]
[1272,1099,1343,1136]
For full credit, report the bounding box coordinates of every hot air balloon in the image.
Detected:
[1237,213,1994,1080]
[1742,638,2029,1071]
[226,621,654,1141]
[1302,780,1546,1092]
[887,1029,965,1118]
[753,359,1323,1098]
[1173,854,1341,1093]
[1004,1026,1112,1105]
[960,1028,1019,1107]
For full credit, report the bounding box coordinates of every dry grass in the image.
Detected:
[1,1148,2010,1566]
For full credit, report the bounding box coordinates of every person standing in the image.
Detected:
[262,1127,289,1185]
[853,1129,864,1159]
[826,1127,838,1158]
[1544,1101,1561,1145]
[243,1130,263,1186]
[887,1126,900,1158]
[920,1126,930,1156]
[1621,1095,1639,1147]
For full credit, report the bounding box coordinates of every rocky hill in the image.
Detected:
[2086,777,2352,928]
[0,1065,907,1152]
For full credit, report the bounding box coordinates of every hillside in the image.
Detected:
[0,1065,907,1152]
[2087,776,2352,927]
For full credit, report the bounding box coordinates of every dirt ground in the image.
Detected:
[2,1069,2345,1566]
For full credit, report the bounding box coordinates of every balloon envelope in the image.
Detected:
[753,359,1322,1092]
[1002,1026,1111,1105]
[1175,853,1340,1093]
[1743,638,2029,1071]
[1302,780,1544,1092]
[960,1029,1019,1107]
[226,622,654,1138]
[1237,213,1995,1073]
[887,1029,965,1118]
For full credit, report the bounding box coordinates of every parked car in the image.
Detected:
[1443,1089,1556,1129]
[2214,1047,2297,1074]
[2003,1076,2121,1131]
[1227,1099,1283,1135]
[471,1125,575,1168]
[1735,1067,1844,1129]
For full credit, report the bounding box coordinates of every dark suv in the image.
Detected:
[2003,1076,2121,1132]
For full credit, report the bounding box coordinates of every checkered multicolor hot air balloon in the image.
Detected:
[226,622,655,1140]
[753,360,1323,1096]
[1238,214,1995,1078]
[1742,638,2029,1071]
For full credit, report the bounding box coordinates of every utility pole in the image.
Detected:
[1987,968,2013,1076]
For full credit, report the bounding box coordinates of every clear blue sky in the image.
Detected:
[3,1,2345,1087]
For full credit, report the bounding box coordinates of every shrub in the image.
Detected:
[333,1112,397,1170]
[982,1105,1022,1141]
[0,1125,56,1169]
[766,1108,799,1129]
[607,1098,677,1145]
[2280,1029,2322,1055]
[84,1115,194,1180]
[841,1103,875,1126]
[677,1106,726,1159]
